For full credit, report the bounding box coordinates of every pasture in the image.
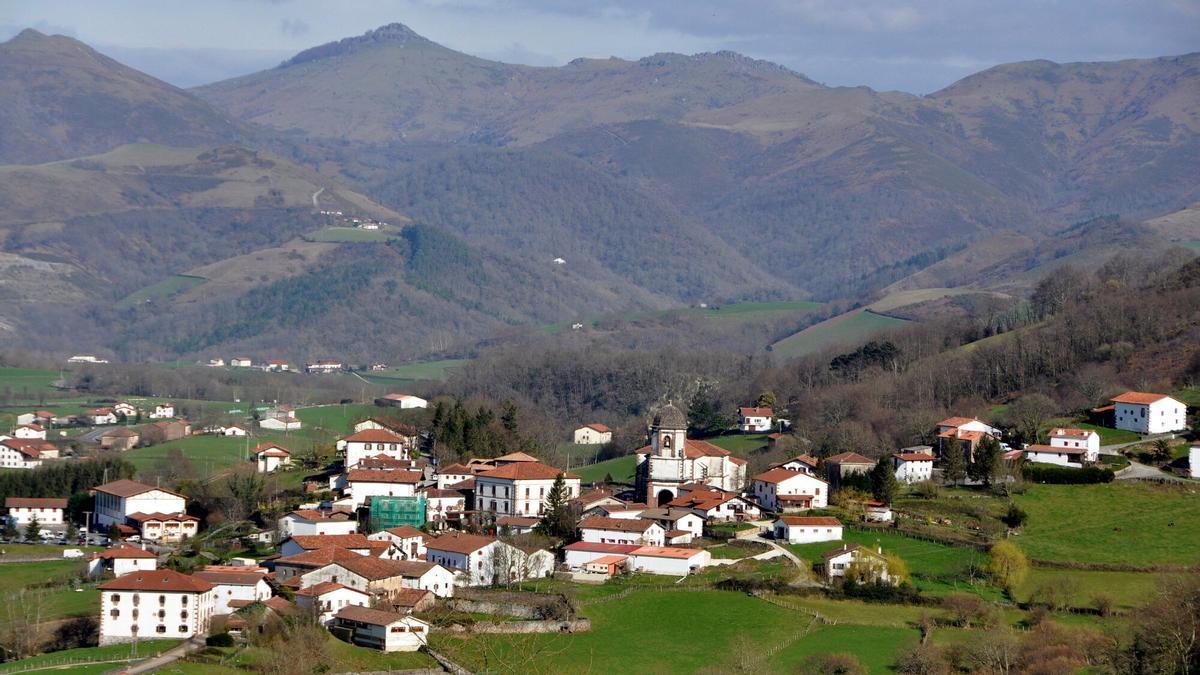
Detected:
[0,640,183,675]
[707,433,771,455]
[116,274,206,308]
[1014,483,1200,566]
[306,226,398,242]
[574,455,636,484]
[770,309,909,359]
[361,358,468,386]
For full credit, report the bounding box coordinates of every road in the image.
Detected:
[311,186,324,208]
[119,636,205,674]
[1116,459,1186,482]
[745,527,822,588]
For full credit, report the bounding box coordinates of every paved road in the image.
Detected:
[1099,432,1176,455]
[746,532,822,588]
[119,636,205,674]
[1116,459,1186,482]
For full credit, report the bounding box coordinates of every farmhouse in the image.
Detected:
[892,449,936,483]
[86,544,158,578]
[192,566,271,614]
[367,525,426,560]
[346,469,423,508]
[738,406,773,433]
[230,357,253,368]
[773,516,843,544]
[573,423,613,445]
[579,516,666,546]
[304,557,456,598]
[295,582,371,625]
[627,546,711,576]
[666,488,761,522]
[220,425,248,437]
[278,509,358,538]
[5,497,66,527]
[272,547,365,584]
[89,408,118,425]
[259,408,301,431]
[424,532,552,586]
[750,468,828,512]
[563,541,639,569]
[139,419,190,445]
[331,606,430,652]
[635,403,748,505]
[98,570,214,645]
[638,507,705,541]
[252,443,292,473]
[474,461,580,517]
[865,501,893,523]
[773,454,820,474]
[306,360,343,374]
[817,543,892,584]
[1111,392,1187,434]
[375,393,428,409]
[419,488,467,530]
[149,403,175,419]
[265,360,292,372]
[823,452,875,490]
[92,479,188,529]
[1024,444,1090,468]
[126,512,200,543]
[100,427,140,451]
[12,423,46,440]
[340,429,411,467]
[0,440,48,469]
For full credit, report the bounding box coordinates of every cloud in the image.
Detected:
[279,18,309,37]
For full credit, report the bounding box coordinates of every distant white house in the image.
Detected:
[738,407,773,433]
[193,566,271,615]
[1110,392,1187,434]
[68,354,109,364]
[331,606,430,652]
[12,424,46,440]
[148,403,175,419]
[278,510,359,538]
[573,423,612,445]
[424,532,553,586]
[750,468,828,512]
[774,516,843,544]
[259,407,301,431]
[339,429,411,468]
[220,425,248,437]
[0,440,50,470]
[1047,427,1100,463]
[86,544,158,578]
[626,546,710,576]
[817,544,892,584]
[89,408,119,425]
[230,357,253,368]
[376,394,427,409]
[1024,444,1089,468]
[306,361,343,374]
[252,443,292,473]
[892,449,936,483]
[578,516,666,547]
[295,582,371,625]
[113,402,138,418]
[92,479,188,528]
[207,358,225,367]
[5,497,66,527]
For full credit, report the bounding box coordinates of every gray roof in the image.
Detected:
[651,403,687,429]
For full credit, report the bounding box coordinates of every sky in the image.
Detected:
[3,0,1199,93]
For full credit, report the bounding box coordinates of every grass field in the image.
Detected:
[707,433,771,455]
[117,274,206,308]
[0,560,86,593]
[1014,483,1200,566]
[545,300,824,334]
[867,288,985,313]
[125,434,254,476]
[574,455,636,484]
[1066,420,1139,445]
[0,367,63,401]
[1017,568,1159,611]
[306,226,398,242]
[775,623,916,673]
[0,640,183,674]
[360,359,468,386]
[770,309,910,359]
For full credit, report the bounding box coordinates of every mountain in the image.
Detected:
[0,29,242,165]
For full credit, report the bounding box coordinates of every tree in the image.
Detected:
[501,401,519,433]
[885,553,909,584]
[756,391,778,410]
[0,518,16,541]
[1127,569,1200,673]
[969,436,1003,486]
[871,456,899,505]
[1000,503,1027,530]
[986,540,1029,595]
[1152,438,1173,463]
[942,438,966,485]
[796,652,867,675]
[1004,394,1057,446]
[895,642,950,675]
[24,516,41,542]
[536,474,573,540]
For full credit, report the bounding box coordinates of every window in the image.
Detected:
[156,625,167,633]
[110,594,121,603]
[178,625,188,633]
[159,595,166,605]
[110,609,120,618]
[132,609,139,619]
[391,626,407,633]
[181,610,188,619]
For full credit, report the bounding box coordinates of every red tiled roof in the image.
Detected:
[893,452,936,462]
[584,423,612,433]
[1111,391,1176,405]
[778,516,842,527]
[1025,444,1087,456]
[334,605,412,626]
[275,547,363,568]
[99,569,212,593]
[95,544,157,560]
[391,587,433,608]
[937,416,978,427]
[563,541,639,554]
[341,429,405,444]
[126,512,199,523]
[252,443,290,457]
[664,529,690,538]
[286,509,351,522]
[93,479,185,499]
[739,407,773,417]
[425,531,496,555]
[5,497,67,509]
[497,516,540,528]
[437,463,474,474]
[777,494,813,504]
[287,534,371,550]
[1049,427,1097,439]
[478,462,579,481]
[825,452,874,465]
[193,569,267,586]
[629,546,704,559]
[334,556,436,581]
[753,467,825,485]
[493,451,540,463]
[383,525,425,539]
[346,469,422,484]
[579,516,658,533]
[295,581,368,598]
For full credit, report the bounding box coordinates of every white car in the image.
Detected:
[62,549,84,559]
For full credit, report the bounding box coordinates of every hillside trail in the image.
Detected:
[311,186,324,208]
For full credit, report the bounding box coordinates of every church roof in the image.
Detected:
[651,403,687,429]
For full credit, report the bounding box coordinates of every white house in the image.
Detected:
[496,515,540,535]
[424,532,553,586]
[578,516,666,546]
[230,357,253,368]
[376,394,428,409]
[259,413,301,431]
[1190,446,1200,479]
[86,544,158,578]
[12,424,46,440]
[818,544,892,584]
[738,406,774,433]
[252,443,292,473]
[637,507,705,541]
[865,501,893,523]
[304,557,456,598]
[750,468,828,512]
[221,425,249,437]
[892,449,936,484]
[572,424,613,445]
[5,497,66,527]
[340,429,411,468]
[331,606,430,652]
[626,546,711,576]
[367,525,427,560]
[126,512,200,543]
[279,534,372,558]
[1048,428,1100,462]
[15,413,37,426]
[113,402,139,418]
[1111,392,1187,434]
[435,463,476,489]
[295,582,371,625]
[773,516,843,544]
[92,480,188,528]
[0,440,47,470]
[562,541,638,570]
[306,361,343,374]
[666,489,761,522]
[345,469,422,509]
[278,510,358,538]
[1024,444,1089,468]
[149,403,175,420]
[475,462,581,517]
[68,354,108,364]
[207,358,226,368]
[192,567,271,615]
[98,570,214,645]
[89,408,119,425]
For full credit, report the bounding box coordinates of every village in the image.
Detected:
[1,378,1197,672]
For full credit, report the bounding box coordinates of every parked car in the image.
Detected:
[62,549,84,559]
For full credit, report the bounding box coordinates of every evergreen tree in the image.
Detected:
[942,438,966,485]
[537,474,574,540]
[24,516,41,542]
[500,401,519,433]
[870,456,899,505]
[756,391,778,409]
[1,518,17,541]
[969,436,1003,486]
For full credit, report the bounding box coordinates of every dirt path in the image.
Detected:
[311,186,325,208]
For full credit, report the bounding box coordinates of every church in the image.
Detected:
[635,404,748,506]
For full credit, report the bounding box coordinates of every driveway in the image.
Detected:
[1116,459,1186,482]
[118,636,205,674]
[745,533,822,588]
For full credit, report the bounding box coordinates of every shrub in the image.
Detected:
[1022,465,1114,484]
[206,632,235,647]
